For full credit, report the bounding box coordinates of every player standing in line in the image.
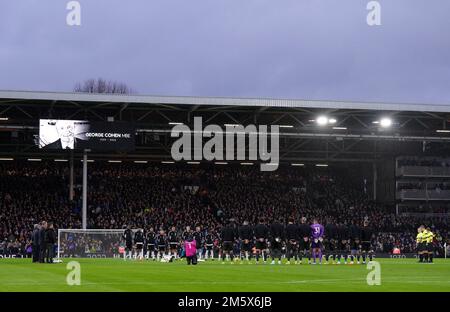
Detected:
[193,226,204,260]
[220,220,236,264]
[182,226,192,241]
[425,227,435,263]
[238,220,254,262]
[156,229,167,260]
[122,225,133,260]
[181,225,192,260]
[134,228,145,260]
[321,236,330,264]
[204,230,215,260]
[168,226,179,259]
[327,237,339,264]
[254,218,269,264]
[336,223,350,264]
[350,236,362,264]
[360,221,374,264]
[347,221,360,264]
[324,221,337,264]
[146,227,156,260]
[285,218,299,264]
[310,219,324,264]
[270,218,285,265]
[416,226,426,263]
[298,217,311,264]
[213,231,221,259]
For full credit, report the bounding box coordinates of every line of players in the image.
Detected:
[123,225,215,261]
[122,217,375,264]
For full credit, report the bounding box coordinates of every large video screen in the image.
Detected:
[39,119,135,151]
[1,0,450,105]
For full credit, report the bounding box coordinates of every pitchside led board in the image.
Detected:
[38,119,135,151]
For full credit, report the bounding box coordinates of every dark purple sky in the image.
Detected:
[1,0,449,104]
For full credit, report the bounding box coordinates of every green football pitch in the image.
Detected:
[0,258,449,292]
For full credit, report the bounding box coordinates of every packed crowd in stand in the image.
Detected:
[0,161,448,257]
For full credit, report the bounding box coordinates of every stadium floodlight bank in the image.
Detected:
[57,229,138,260]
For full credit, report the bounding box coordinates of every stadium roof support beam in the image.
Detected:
[117,103,129,120]
[67,101,106,121]
[15,105,33,118]
[0,105,12,115]
[280,139,312,158]
[328,140,362,159]
[155,109,173,123]
[47,100,56,118]
[351,115,370,129]
[334,115,351,127]
[223,111,240,124]
[286,113,306,127]
[413,118,430,129]
[205,111,222,124]
[137,109,154,121]
[269,112,288,125]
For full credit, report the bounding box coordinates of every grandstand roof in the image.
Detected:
[1,90,450,112]
[1,90,450,163]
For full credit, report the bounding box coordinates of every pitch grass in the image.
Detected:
[0,258,449,292]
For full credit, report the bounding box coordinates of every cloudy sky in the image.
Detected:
[0,0,449,104]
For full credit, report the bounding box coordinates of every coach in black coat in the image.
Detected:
[45,223,56,263]
[31,224,40,263]
[38,221,48,263]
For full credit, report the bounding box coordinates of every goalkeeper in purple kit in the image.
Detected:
[310,219,324,264]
